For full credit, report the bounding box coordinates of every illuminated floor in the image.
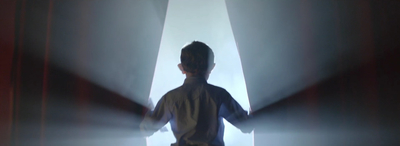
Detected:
[147,0,253,146]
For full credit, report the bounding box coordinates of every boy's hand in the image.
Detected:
[249,108,256,116]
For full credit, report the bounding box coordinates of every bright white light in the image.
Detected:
[147,0,253,146]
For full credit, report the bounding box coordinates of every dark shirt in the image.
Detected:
[140,77,252,146]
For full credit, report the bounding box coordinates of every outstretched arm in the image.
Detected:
[140,96,172,136]
[219,90,253,133]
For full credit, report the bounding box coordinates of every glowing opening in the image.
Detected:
[147,0,253,146]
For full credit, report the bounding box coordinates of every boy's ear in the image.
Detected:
[209,63,216,72]
[178,63,186,74]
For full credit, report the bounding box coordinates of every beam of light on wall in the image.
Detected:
[147,0,253,146]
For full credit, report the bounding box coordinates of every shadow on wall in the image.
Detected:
[7,52,149,146]
[250,46,400,146]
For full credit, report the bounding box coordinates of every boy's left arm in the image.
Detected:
[140,96,172,137]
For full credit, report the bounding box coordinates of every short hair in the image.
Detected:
[180,41,214,76]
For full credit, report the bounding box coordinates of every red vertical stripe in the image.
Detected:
[76,0,91,134]
[357,0,379,132]
[0,0,17,146]
[41,0,53,145]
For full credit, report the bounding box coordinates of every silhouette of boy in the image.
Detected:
[140,41,252,146]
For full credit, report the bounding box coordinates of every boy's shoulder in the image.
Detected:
[164,86,182,96]
[165,83,228,96]
[206,83,228,92]
[161,83,231,105]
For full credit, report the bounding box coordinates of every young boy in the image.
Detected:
[140,41,252,146]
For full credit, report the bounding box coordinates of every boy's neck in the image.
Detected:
[185,73,209,80]
[185,73,203,78]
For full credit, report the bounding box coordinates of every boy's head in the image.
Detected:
[178,41,215,78]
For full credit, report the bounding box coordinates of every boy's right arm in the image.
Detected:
[219,90,253,133]
[140,96,172,136]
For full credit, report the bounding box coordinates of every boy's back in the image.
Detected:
[140,41,252,146]
[141,76,250,146]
